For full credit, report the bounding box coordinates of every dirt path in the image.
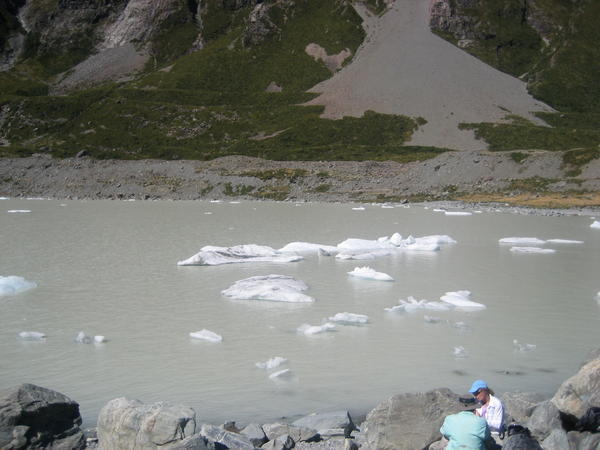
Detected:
[305,0,554,150]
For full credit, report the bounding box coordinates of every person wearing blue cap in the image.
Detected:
[469,380,505,434]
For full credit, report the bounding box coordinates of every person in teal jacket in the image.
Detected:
[440,403,492,449]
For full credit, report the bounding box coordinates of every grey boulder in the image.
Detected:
[240,423,267,447]
[526,400,562,441]
[262,422,319,443]
[199,423,255,449]
[262,433,295,450]
[0,383,85,450]
[500,391,547,424]
[292,411,355,437]
[502,432,542,450]
[295,438,359,449]
[552,353,600,418]
[567,430,600,449]
[541,428,569,450]
[97,397,196,449]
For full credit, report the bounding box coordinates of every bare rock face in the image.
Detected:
[97,397,196,449]
[551,353,600,419]
[0,383,85,450]
[358,388,462,450]
[428,0,478,40]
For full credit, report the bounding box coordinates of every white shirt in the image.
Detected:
[477,394,504,432]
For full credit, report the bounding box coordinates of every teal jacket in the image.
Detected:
[440,411,491,450]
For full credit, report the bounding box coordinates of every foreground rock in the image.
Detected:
[552,353,600,419]
[0,383,85,449]
[97,397,196,449]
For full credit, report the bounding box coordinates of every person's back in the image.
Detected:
[440,410,491,450]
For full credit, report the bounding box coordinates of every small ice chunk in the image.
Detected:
[445,211,472,216]
[453,346,468,358]
[222,275,315,303]
[297,322,336,335]
[513,339,536,352]
[347,266,393,281]
[204,212,213,215]
[177,244,303,266]
[190,329,223,342]
[256,356,287,370]
[0,197,8,200]
[546,239,583,244]
[7,210,31,213]
[510,247,556,254]
[433,208,446,212]
[452,321,470,330]
[269,368,292,379]
[18,331,46,340]
[352,207,365,210]
[381,205,394,209]
[94,335,107,343]
[440,291,486,309]
[279,242,338,254]
[328,312,369,325]
[75,331,92,344]
[229,201,241,204]
[499,237,546,245]
[0,276,37,297]
[385,296,451,313]
[390,233,403,245]
[590,221,600,229]
[336,250,390,260]
[210,200,222,203]
[424,315,443,323]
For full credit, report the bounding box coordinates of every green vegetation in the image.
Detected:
[312,183,331,193]
[510,152,528,164]
[509,177,558,193]
[240,169,308,182]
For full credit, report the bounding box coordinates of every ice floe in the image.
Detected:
[352,207,365,211]
[269,368,293,380]
[381,205,394,209]
[297,322,336,335]
[190,329,223,343]
[385,296,452,313]
[336,250,391,260]
[513,339,536,352]
[445,211,472,216]
[546,239,583,244]
[0,197,8,200]
[279,242,339,254]
[177,244,303,266]
[440,290,486,310]
[18,331,46,340]
[94,335,107,344]
[590,221,600,229]
[328,312,369,325]
[433,208,445,212]
[424,315,443,324]
[7,210,31,213]
[347,266,393,281]
[499,237,546,245]
[453,346,468,358]
[75,331,92,344]
[510,247,556,254]
[452,321,470,331]
[256,356,288,370]
[222,275,315,303]
[0,276,37,297]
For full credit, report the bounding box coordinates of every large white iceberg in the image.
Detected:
[546,239,583,244]
[177,244,303,266]
[18,331,46,340]
[385,296,452,313]
[337,238,395,251]
[510,247,556,254]
[222,275,315,303]
[297,322,336,335]
[0,276,37,297]
[256,356,288,370]
[440,290,486,309]
[347,266,393,281]
[328,312,369,325]
[190,329,222,342]
[590,221,600,229]
[499,237,546,245]
[278,242,338,254]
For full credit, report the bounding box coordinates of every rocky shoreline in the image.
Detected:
[1,349,598,449]
[1,152,600,211]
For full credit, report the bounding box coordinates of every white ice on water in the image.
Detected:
[256,356,288,370]
[499,237,546,245]
[190,329,223,342]
[513,339,536,352]
[269,368,293,379]
[75,331,92,344]
[445,211,472,216]
[423,315,443,323]
[546,239,583,244]
[440,290,486,309]
[94,336,107,343]
[297,322,336,335]
[453,321,470,330]
[177,244,303,266]
[510,247,556,254]
[590,221,600,229]
[336,250,391,260]
[352,207,365,211]
[453,346,468,358]
[381,205,394,209]
[7,210,31,213]
[0,276,37,297]
[18,331,46,340]
[385,296,452,313]
[0,197,9,200]
[278,242,339,254]
[222,275,315,303]
[347,266,393,281]
[328,312,369,325]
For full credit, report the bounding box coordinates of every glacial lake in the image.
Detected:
[1,198,599,428]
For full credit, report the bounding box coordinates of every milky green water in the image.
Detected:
[1,199,599,427]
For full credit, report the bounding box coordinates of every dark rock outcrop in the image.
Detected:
[0,383,85,449]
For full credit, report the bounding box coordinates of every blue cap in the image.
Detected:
[469,380,488,394]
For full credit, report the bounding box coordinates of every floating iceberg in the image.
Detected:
[499,237,546,245]
[297,322,336,335]
[18,331,46,340]
[328,312,369,325]
[381,205,394,209]
[269,368,293,380]
[433,208,446,212]
[513,339,536,352]
[190,329,222,343]
[337,238,395,251]
[590,221,600,229]
[7,210,31,213]
[177,244,303,266]
[347,266,393,281]
[546,239,583,244]
[0,197,8,200]
[256,357,287,370]
[440,291,486,309]
[0,276,37,297]
[352,207,365,211]
[278,242,338,254]
[453,346,468,358]
[94,335,107,343]
[510,247,556,254]
[336,250,391,260]
[222,275,315,303]
[445,211,472,216]
[75,331,92,344]
[385,296,452,313]
[452,321,470,331]
[424,315,443,324]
